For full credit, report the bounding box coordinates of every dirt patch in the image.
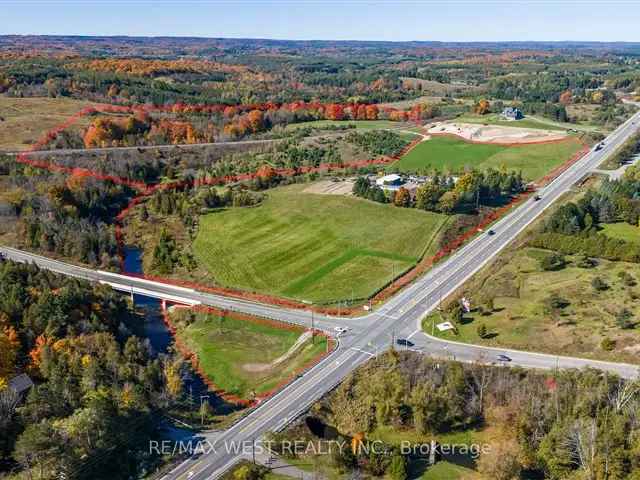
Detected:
[242,331,312,372]
[303,179,355,195]
[426,122,568,145]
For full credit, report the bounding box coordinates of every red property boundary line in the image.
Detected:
[160,301,335,407]
[10,101,590,316]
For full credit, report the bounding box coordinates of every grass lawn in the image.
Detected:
[173,309,326,398]
[285,119,400,131]
[370,426,481,479]
[424,247,640,363]
[0,96,92,151]
[600,222,640,244]
[418,460,478,480]
[391,135,583,181]
[193,184,451,304]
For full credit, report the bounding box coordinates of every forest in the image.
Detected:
[530,166,640,261]
[272,351,640,480]
[0,260,185,479]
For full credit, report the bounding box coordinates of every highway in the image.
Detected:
[2,110,640,478]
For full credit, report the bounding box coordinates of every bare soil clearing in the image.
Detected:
[302,179,355,195]
[426,121,568,144]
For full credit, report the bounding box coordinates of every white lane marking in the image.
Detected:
[350,347,375,357]
[406,329,420,340]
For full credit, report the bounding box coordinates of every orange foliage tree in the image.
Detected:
[474,99,491,115]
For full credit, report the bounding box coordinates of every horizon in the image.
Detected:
[3,34,640,45]
[3,0,640,42]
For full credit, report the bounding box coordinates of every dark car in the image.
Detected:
[534,195,541,201]
[487,229,496,236]
[396,339,415,347]
[496,354,512,362]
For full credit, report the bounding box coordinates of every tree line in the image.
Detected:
[353,168,525,214]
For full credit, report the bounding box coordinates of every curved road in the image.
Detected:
[2,111,640,478]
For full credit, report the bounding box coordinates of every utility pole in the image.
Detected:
[199,395,209,426]
[252,437,256,464]
[302,300,314,343]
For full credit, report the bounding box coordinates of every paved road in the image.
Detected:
[2,111,640,479]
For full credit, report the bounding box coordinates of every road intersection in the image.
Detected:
[2,110,640,478]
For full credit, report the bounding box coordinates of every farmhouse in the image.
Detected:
[501,107,524,120]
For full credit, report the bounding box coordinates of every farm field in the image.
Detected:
[171,309,327,398]
[391,135,584,180]
[600,222,640,243]
[454,113,570,131]
[424,247,640,363]
[460,112,606,132]
[192,184,451,304]
[0,96,92,151]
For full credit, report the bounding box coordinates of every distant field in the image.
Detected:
[456,112,601,132]
[173,310,326,398]
[455,113,568,131]
[285,119,400,131]
[193,184,450,303]
[391,135,584,180]
[601,222,640,243]
[0,96,92,151]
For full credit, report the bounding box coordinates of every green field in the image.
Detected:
[601,222,640,243]
[455,113,569,131]
[392,135,583,180]
[423,247,640,363]
[192,185,450,303]
[173,310,326,398]
[456,112,604,133]
[285,119,401,131]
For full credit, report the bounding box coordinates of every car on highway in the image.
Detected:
[334,327,349,335]
[534,195,541,201]
[487,229,496,236]
[396,338,414,347]
[496,354,512,362]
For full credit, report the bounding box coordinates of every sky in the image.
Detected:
[2,0,640,42]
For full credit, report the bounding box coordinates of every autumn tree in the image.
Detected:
[474,99,491,115]
[393,187,411,207]
[0,327,20,381]
[559,90,573,105]
[325,104,345,121]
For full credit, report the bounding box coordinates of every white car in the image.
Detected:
[334,327,349,335]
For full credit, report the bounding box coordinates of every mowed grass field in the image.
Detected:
[0,96,92,151]
[600,222,640,244]
[173,310,327,398]
[424,247,640,363]
[391,135,584,181]
[193,184,451,303]
[454,113,569,131]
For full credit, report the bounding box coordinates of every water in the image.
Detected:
[122,246,211,401]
